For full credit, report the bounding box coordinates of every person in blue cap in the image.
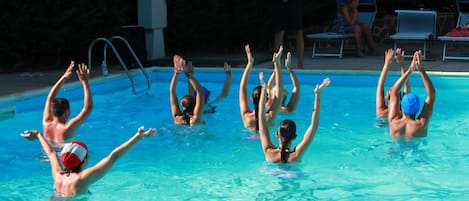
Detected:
[187,61,232,113]
[388,50,436,138]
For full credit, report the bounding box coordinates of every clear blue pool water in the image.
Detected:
[1,67,469,200]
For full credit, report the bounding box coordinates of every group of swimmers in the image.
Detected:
[20,44,435,196]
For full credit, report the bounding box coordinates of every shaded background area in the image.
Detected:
[0,0,455,72]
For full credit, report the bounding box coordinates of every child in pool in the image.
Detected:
[42,61,93,146]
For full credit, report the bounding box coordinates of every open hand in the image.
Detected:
[272,46,283,63]
[315,78,330,93]
[76,63,90,82]
[245,44,254,64]
[395,48,405,64]
[137,126,157,137]
[63,61,75,79]
[20,130,40,141]
[285,52,292,71]
[173,55,185,73]
[224,62,231,74]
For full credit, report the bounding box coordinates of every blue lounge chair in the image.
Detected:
[389,10,437,60]
[305,0,377,58]
[438,0,469,61]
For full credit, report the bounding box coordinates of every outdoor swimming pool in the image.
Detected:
[1,67,469,200]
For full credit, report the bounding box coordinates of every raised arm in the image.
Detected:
[22,130,63,180]
[186,61,195,95]
[284,52,300,112]
[266,46,284,125]
[396,48,411,94]
[184,64,205,125]
[265,71,276,108]
[170,55,183,121]
[43,61,74,124]
[416,51,436,125]
[258,72,276,155]
[388,52,417,123]
[65,64,94,139]
[80,127,156,186]
[213,62,232,103]
[376,49,393,117]
[292,78,330,160]
[239,44,254,116]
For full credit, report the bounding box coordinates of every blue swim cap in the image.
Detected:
[401,93,420,115]
[193,87,210,103]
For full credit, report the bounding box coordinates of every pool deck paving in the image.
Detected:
[1,42,468,99]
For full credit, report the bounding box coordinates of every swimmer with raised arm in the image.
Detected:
[170,55,205,125]
[258,73,330,163]
[239,44,284,131]
[42,61,93,145]
[187,61,232,113]
[266,52,300,113]
[21,126,156,196]
[388,51,436,138]
[376,48,411,123]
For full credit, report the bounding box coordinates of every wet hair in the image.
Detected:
[252,86,262,131]
[180,95,195,124]
[279,120,297,163]
[52,98,70,117]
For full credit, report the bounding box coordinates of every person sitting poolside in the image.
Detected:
[388,50,436,138]
[187,61,232,113]
[375,48,411,126]
[42,61,94,147]
[239,44,285,132]
[170,55,205,126]
[21,126,156,196]
[258,71,330,163]
[333,0,377,57]
[266,52,300,113]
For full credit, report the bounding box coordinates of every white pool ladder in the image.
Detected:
[88,36,151,94]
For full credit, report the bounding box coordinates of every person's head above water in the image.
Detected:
[60,141,88,172]
[277,120,297,163]
[401,93,420,116]
[52,98,70,120]
[181,95,196,113]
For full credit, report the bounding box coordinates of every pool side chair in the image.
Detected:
[438,0,469,61]
[389,10,437,60]
[305,0,377,59]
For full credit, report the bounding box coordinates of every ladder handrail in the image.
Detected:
[88,37,137,93]
[104,36,151,89]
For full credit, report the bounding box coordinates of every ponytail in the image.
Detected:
[279,120,297,163]
[252,86,262,131]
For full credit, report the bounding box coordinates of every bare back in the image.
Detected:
[389,116,428,138]
[53,172,88,196]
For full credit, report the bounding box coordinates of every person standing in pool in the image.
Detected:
[239,44,285,132]
[42,61,93,146]
[187,61,232,113]
[170,55,205,125]
[376,48,411,119]
[388,50,436,138]
[258,72,330,163]
[21,126,156,196]
[266,52,300,113]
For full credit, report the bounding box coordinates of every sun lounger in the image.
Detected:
[438,0,469,61]
[389,10,437,60]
